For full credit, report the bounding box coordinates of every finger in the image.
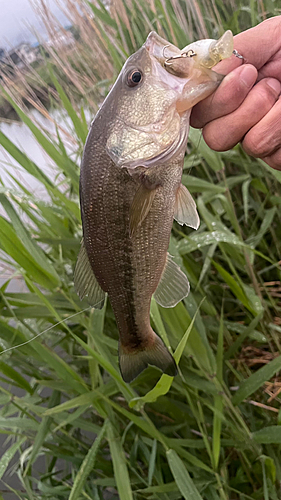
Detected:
[190,64,257,128]
[262,148,281,171]
[233,16,281,69]
[242,96,281,158]
[257,56,281,82]
[202,78,281,151]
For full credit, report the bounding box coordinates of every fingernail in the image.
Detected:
[240,65,257,88]
[266,78,281,95]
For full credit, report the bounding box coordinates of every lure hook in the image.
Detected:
[162,44,172,58]
[164,48,197,67]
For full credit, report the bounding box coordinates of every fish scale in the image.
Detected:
[75,30,234,382]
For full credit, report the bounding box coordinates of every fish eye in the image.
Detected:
[127,69,143,87]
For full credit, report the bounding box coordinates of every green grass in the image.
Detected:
[0,0,281,499]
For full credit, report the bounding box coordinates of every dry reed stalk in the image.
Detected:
[149,0,165,36]
[61,0,115,76]
[259,0,266,20]
[112,0,137,50]
[188,0,208,39]
[170,0,190,37]
[209,0,223,33]
[30,0,114,112]
[160,0,178,44]
[248,400,279,413]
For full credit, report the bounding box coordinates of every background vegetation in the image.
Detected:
[0,0,281,498]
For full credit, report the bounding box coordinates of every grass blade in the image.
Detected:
[212,310,224,470]
[68,420,108,500]
[252,426,281,444]
[49,67,88,144]
[232,356,281,406]
[166,449,203,500]
[107,422,133,500]
[0,438,26,481]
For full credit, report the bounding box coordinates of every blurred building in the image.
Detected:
[45,30,75,49]
[1,43,38,69]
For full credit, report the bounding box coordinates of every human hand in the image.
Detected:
[190,16,281,170]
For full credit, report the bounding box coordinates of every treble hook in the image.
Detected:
[162,44,172,58]
[164,48,197,66]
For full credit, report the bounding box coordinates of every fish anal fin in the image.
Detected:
[174,184,200,229]
[74,239,106,309]
[154,253,190,308]
[119,333,177,383]
[129,184,157,237]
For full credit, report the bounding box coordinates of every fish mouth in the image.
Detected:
[107,32,232,171]
[144,32,182,65]
[144,32,194,92]
[144,32,224,112]
[144,30,233,71]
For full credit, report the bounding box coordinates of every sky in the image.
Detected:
[0,0,69,49]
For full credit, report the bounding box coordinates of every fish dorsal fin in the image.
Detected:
[154,253,190,308]
[174,184,200,229]
[74,239,106,309]
[129,184,157,237]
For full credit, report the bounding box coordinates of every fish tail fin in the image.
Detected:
[119,331,177,383]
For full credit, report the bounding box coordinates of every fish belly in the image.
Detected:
[80,149,182,347]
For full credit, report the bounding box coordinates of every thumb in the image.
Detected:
[191,64,257,128]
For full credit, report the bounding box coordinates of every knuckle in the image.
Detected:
[262,16,281,35]
[219,72,247,104]
[190,106,207,128]
[268,149,281,170]
[264,155,281,171]
[243,129,270,157]
[254,83,277,109]
[203,125,228,151]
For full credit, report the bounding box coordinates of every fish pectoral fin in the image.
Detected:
[119,333,177,383]
[174,184,200,229]
[74,239,106,309]
[129,184,157,236]
[154,253,190,308]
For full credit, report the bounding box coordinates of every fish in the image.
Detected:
[75,30,234,383]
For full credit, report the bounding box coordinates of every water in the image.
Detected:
[0,108,78,197]
[0,108,85,291]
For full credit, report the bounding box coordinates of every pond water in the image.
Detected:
[0,109,80,197]
[0,109,89,291]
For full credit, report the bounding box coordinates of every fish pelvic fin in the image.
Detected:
[119,332,177,383]
[129,184,157,237]
[154,253,190,308]
[74,239,106,309]
[174,184,200,229]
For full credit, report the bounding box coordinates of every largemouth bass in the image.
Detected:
[75,31,233,382]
